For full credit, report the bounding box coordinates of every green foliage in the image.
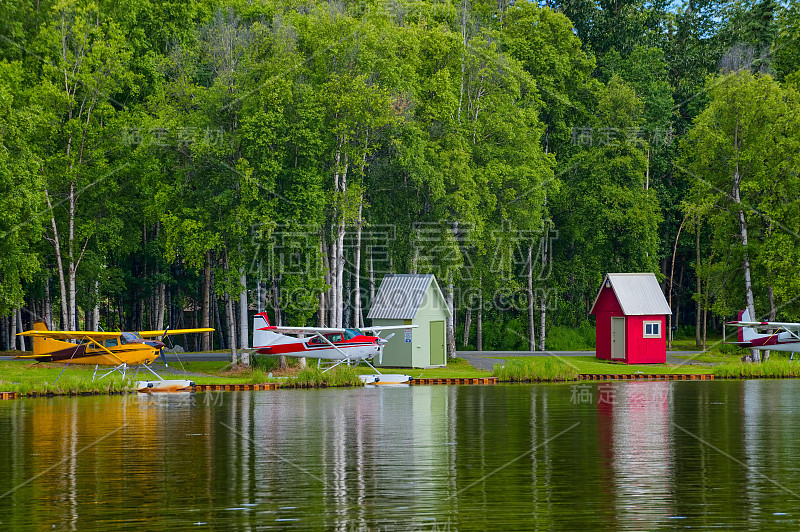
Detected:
[545,323,596,351]
[2,0,797,361]
[0,61,42,315]
[681,71,800,319]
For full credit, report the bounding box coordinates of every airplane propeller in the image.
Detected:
[159,325,171,366]
[376,333,395,365]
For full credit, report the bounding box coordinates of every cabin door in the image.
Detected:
[611,317,626,360]
[429,320,445,365]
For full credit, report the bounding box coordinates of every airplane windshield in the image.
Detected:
[344,328,361,340]
[120,332,141,344]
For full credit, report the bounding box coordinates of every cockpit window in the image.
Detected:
[344,329,360,340]
[120,332,141,344]
[103,338,119,348]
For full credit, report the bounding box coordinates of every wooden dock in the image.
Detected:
[411,377,497,385]
[578,373,714,381]
[193,383,279,392]
[0,391,18,400]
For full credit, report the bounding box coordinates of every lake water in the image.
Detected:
[1,381,799,530]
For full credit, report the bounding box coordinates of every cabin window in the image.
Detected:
[643,321,661,338]
[328,333,343,343]
[104,338,119,348]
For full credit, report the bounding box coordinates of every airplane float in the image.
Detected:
[16,320,214,383]
[725,309,800,357]
[252,312,417,383]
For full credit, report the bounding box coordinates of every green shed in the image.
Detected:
[367,274,451,368]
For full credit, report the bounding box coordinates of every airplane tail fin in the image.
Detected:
[737,309,760,343]
[31,320,65,356]
[252,312,277,348]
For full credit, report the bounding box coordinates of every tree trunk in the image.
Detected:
[476,293,483,352]
[446,279,456,359]
[45,191,69,330]
[764,285,777,362]
[353,198,363,328]
[527,245,536,351]
[335,220,345,328]
[223,249,237,364]
[215,295,225,350]
[695,218,702,347]
[202,250,212,351]
[239,269,248,347]
[16,308,25,351]
[93,280,100,331]
[702,270,709,352]
[731,132,758,361]
[226,292,237,365]
[68,181,76,331]
[44,277,52,330]
[369,245,375,304]
[344,274,351,329]
[538,233,549,351]
[463,306,472,347]
[10,308,17,351]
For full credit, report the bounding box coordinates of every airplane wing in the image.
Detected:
[262,326,347,335]
[727,321,800,330]
[138,328,215,338]
[360,325,419,333]
[259,325,420,335]
[16,330,123,340]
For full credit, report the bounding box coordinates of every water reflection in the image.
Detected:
[2,382,800,529]
[598,382,674,529]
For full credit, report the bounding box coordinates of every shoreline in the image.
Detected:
[14,371,800,399]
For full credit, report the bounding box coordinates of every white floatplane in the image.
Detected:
[252,312,415,381]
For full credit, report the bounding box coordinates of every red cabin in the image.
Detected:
[590,273,671,364]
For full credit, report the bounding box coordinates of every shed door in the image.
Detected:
[430,320,445,365]
[611,317,626,360]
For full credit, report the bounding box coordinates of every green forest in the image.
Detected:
[1,0,799,358]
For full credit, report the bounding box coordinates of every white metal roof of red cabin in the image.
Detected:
[590,273,672,316]
[366,274,451,320]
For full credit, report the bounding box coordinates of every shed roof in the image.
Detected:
[367,274,451,320]
[590,273,671,316]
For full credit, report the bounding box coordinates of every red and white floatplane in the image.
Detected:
[252,312,417,384]
[726,309,800,358]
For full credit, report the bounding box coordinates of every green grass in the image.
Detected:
[713,358,800,378]
[0,361,136,395]
[672,352,741,364]
[493,358,579,382]
[501,356,714,375]
[285,365,364,387]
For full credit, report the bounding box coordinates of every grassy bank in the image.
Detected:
[500,356,714,375]
[493,358,579,382]
[0,357,489,396]
[284,366,364,388]
[713,359,800,378]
